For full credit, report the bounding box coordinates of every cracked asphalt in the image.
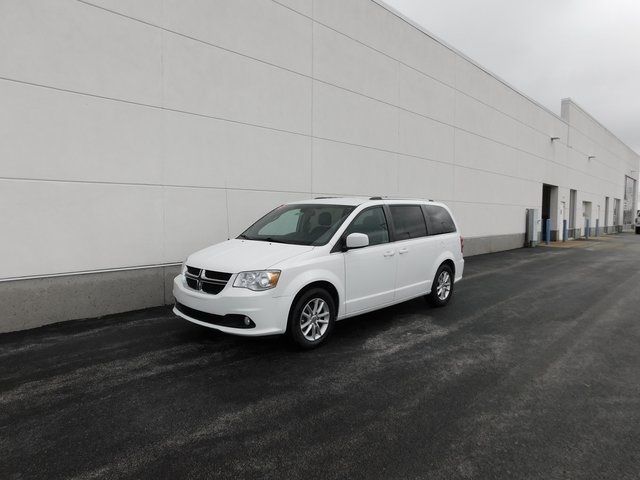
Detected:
[2,233,640,479]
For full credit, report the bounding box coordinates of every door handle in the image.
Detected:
[398,248,409,254]
[383,251,395,257]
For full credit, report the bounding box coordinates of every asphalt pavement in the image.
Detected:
[2,233,640,479]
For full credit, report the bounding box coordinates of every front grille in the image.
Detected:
[186,266,201,276]
[204,270,232,282]
[184,266,232,295]
[202,281,225,295]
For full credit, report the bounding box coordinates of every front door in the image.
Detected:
[343,206,397,314]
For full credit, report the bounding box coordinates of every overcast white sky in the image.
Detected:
[383,0,640,153]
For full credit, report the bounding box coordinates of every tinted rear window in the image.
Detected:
[389,205,427,239]
[424,205,456,235]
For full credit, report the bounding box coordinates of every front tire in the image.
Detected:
[636,226,640,234]
[287,288,336,349]
[426,264,454,307]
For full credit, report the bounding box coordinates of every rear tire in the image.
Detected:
[287,288,336,349]
[426,264,454,307]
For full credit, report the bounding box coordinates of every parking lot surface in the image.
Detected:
[2,234,640,479]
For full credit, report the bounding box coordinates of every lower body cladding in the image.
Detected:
[172,275,292,336]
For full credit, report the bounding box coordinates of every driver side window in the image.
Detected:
[344,207,389,246]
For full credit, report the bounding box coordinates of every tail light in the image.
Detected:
[460,236,464,254]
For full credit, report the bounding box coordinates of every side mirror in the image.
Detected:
[345,232,369,249]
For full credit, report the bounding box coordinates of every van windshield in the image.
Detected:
[239,204,355,246]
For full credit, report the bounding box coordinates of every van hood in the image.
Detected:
[186,239,314,273]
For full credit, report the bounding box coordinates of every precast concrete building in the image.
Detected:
[1,0,638,332]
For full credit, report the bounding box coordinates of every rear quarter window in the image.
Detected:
[389,205,427,239]
[424,205,456,235]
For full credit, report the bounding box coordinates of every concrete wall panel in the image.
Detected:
[398,64,455,124]
[274,0,312,16]
[0,80,164,185]
[516,151,545,185]
[398,110,454,163]
[491,82,524,122]
[162,187,228,262]
[84,0,313,75]
[314,23,398,105]
[1,180,164,279]
[313,81,398,151]
[397,155,454,201]
[448,202,529,238]
[394,19,457,86]
[161,112,229,189]
[79,0,165,25]
[165,0,312,75]
[454,166,539,207]
[0,0,162,105]
[454,130,520,179]
[312,139,398,196]
[516,122,555,161]
[313,0,407,67]
[163,33,312,134]
[455,57,500,108]
[454,92,518,146]
[161,112,313,192]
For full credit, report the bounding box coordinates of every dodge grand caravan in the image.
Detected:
[173,197,464,348]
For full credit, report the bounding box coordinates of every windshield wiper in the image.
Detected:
[239,235,301,245]
[262,237,288,244]
[238,234,283,243]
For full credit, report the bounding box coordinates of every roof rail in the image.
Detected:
[368,196,435,201]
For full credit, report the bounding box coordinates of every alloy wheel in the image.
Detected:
[300,298,330,341]
[436,270,452,301]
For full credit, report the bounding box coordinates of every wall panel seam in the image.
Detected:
[76,0,637,165]
[5,72,619,188]
[74,0,586,153]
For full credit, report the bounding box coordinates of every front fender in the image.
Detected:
[276,267,345,317]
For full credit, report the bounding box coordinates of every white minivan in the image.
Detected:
[173,197,464,348]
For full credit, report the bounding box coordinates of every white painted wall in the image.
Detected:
[1,0,638,281]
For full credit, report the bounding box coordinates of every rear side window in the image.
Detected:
[424,205,456,235]
[344,207,390,246]
[389,205,427,240]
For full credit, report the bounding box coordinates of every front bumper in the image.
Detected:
[172,275,292,336]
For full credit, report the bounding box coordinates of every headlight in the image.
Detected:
[233,270,281,291]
